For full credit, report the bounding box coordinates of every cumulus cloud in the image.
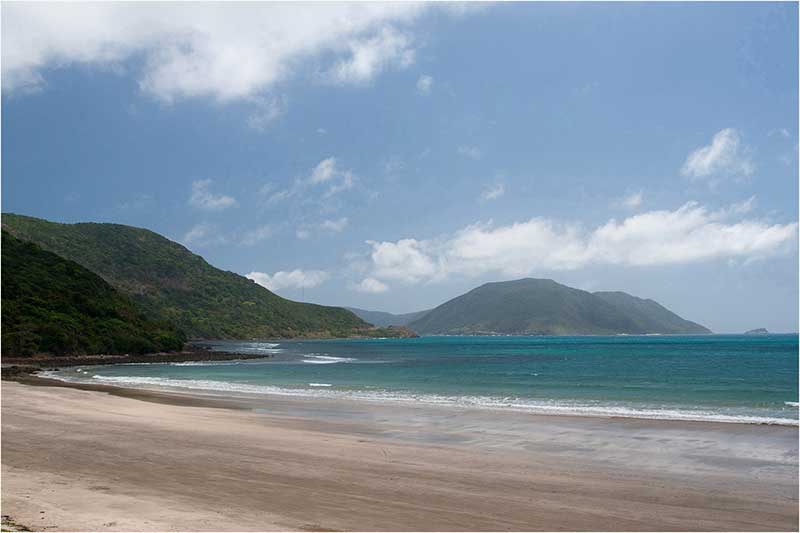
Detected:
[353,277,389,293]
[246,269,329,291]
[368,238,439,283]
[357,201,797,284]
[2,3,438,99]
[416,74,433,94]
[189,179,237,210]
[681,128,755,180]
[481,183,505,201]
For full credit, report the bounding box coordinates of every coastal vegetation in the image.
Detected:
[2,230,186,356]
[2,214,381,339]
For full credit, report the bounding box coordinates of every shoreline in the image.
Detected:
[34,367,800,428]
[10,372,781,430]
[2,379,797,531]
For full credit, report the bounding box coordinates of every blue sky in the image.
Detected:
[2,2,798,332]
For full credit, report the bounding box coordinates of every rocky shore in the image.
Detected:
[0,344,265,380]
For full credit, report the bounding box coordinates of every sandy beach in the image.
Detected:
[2,380,797,531]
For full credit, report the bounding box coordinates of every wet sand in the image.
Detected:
[1,380,797,531]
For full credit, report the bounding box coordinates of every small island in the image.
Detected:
[744,328,769,334]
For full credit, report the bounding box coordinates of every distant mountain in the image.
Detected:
[407,278,711,336]
[744,328,769,334]
[2,214,382,339]
[2,230,186,356]
[346,307,431,327]
[592,291,709,335]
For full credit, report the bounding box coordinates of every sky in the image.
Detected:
[2,2,798,333]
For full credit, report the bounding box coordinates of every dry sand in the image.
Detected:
[1,380,797,531]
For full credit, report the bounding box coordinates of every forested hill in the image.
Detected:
[2,230,186,356]
[408,278,711,335]
[2,213,374,339]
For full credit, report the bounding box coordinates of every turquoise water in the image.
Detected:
[53,335,799,425]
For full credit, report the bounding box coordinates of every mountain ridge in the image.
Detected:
[407,278,710,335]
[346,307,431,327]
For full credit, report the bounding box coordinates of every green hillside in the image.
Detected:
[592,291,709,334]
[1,214,370,339]
[408,278,711,335]
[2,231,186,356]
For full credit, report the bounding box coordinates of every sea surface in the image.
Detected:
[49,335,799,425]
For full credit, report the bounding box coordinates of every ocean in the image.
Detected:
[49,334,799,425]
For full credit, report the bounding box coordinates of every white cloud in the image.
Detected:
[357,201,797,284]
[681,128,755,180]
[308,158,355,197]
[416,74,433,94]
[309,158,337,184]
[246,269,329,291]
[619,190,643,209]
[353,277,389,293]
[368,238,439,283]
[481,183,505,201]
[268,189,292,204]
[269,157,356,203]
[296,228,311,240]
[457,145,482,160]
[189,179,237,210]
[240,225,273,246]
[327,26,414,85]
[2,3,439,99]
[321,217,349,233]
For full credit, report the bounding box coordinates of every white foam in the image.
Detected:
[301,355,356,364]
[168,359,274,366]
[785,401,799,407]
[309,383,333,387]
[40,371,799,427]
